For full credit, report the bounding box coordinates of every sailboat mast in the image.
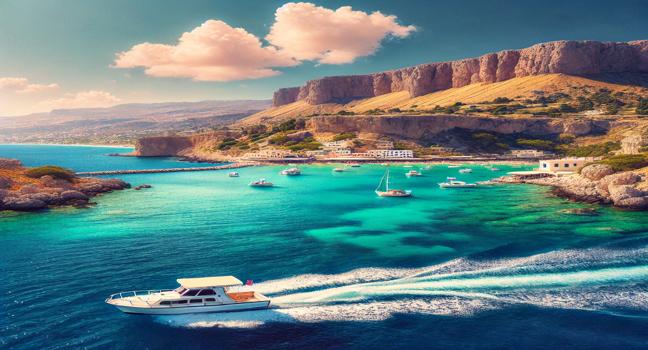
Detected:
[386,169,390,191]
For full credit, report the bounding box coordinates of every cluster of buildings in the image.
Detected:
[241,139,416,161]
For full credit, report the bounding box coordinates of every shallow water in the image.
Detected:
[1,145,647,349]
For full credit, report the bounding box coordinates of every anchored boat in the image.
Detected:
[406,170,422,177]
[228,172,239,177]
[280,167,301,176]
[375,168,412,197]
[106,276,271,315]
[249,178,273,187]
[438,177,477,188]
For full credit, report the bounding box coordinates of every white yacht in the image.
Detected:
[459,168,473,174]
[249,178,273,187]
[228,172,239,177]
[438,177,477,188]
[406,170,422,177]
[106,276,271,315]
[280,167,301,176]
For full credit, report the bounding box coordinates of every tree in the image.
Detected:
[637,98,648,115]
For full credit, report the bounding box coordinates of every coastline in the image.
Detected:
[0,143,134,149]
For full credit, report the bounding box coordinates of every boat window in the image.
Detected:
[190,299,203,304]
[204,298,216,302]
[160,301,171,306]
[183,289,200,296]
[172,300,188,305]
[197,289,216,296]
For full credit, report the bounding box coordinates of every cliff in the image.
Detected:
[134,131,239,157]
[307,115,617,140]
[272,40,648,107]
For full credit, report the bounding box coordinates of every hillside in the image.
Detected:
[243,74,648,124]
[0,99,270,145]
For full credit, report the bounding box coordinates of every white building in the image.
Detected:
[375,140,394,149]
[511,149,548,158]
[367,149,414,159]
[538,157,598,173]
[322,140,351,150]
[243,149,297,160]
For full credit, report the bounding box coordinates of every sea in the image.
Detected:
[1,144,647,350]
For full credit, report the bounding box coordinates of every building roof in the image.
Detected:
[177,276,243,288]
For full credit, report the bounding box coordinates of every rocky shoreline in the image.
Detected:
[0,158,130,212]
[498,164,648,210]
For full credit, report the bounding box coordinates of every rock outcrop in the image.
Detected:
[501,166,648,210]
[0,160,131,212]
[272,40,648,107]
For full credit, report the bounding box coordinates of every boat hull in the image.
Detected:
[112,300,271,315]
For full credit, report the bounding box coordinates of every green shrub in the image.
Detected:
[332,132,356,141]
[25,166,76,181]
[559,104,577,113]
[637,98,648,115]
[597,154,648,171]
[516,138,556,150]
[338,110,355,115]
[492,97,511,104]
[268,134,289,145]
[567,141,621,157]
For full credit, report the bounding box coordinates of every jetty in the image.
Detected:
[76,162,259,176]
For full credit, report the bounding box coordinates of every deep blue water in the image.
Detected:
[1,145,647,350]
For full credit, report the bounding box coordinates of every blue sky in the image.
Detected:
[1,0,648,115]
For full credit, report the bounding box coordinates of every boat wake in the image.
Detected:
[155,246,648,329]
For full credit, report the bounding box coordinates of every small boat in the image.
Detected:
[228,172,239,177]
[476,180,497,186]
[333,167,345,172]
[280,167,301,176]
[249,178,273,187]
[106,276,270,315]
[349,163,361,167]
[489,167,500,171]
[405,170,422,177]
[438,177,477,188]
[459,168,472,174]
[375,168,412,197]
[448,165,461,168]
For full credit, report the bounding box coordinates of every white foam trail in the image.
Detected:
[155,246,648,329]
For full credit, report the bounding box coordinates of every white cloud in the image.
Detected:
[266,2,416,64]
[0,77,59,94]
[112,3,415,81]
[113,20,298,81]
[37,90,120,110]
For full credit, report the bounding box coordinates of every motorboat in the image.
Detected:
[438,177,477,188]
[228,172,239,177]
[375,168,412,197]
[280,167,301,176]
[459,168,472,174]
[448,165,461,168]
[405,170,422,177]
[333,167,345,172]
[349,163,361,167]
[106,276,270,315]
[249,178,273,187]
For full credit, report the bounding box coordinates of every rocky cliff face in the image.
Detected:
[135,131,239,157]
[273,40,648,107]
[308,115,616,140]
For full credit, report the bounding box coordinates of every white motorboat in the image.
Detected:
[375,168,412,197]
[249,178,273,187]
[438,177,477,188]
[106,276,271,315]
[459,168,472,174]
[333,167,345,172]
[228,172,239,177]
[405,170,422,177]
[280,167,301,176]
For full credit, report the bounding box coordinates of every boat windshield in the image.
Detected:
[174,287,187,294]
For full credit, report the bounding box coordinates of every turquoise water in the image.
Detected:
[1,145,647,349]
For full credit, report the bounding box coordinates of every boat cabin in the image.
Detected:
[157,276,259,307]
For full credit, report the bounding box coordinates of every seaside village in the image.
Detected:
[236,136,622,177]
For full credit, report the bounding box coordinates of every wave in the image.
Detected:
[155,246,648,328]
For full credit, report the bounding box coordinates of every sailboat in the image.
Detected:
[375,168,412,197]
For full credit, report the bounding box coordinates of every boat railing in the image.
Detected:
[105,289,172,305]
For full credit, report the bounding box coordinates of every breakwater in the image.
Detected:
[75,162,258,176]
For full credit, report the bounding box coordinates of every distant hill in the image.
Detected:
[0,99,270,144]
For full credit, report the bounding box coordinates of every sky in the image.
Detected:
[1,0,648,116]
